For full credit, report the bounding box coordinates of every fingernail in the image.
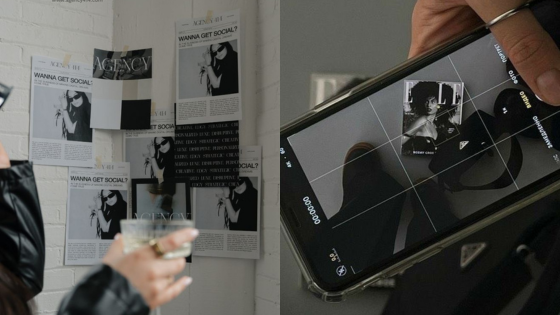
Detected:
[190,229,199,237]
[537,69,560,105]
[184,277,193,286]
[114,233,121,240]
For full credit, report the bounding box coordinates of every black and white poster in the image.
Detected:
[131,178,191,221]
[175,120,239,187]
[65,162,130,265]
[401,80,464,155]
[29,56,95,167]
[176,9,242,125]
[124,109,175,181]
[91,48,152,130]
[193,146,260,259]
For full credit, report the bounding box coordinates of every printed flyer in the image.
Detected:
[91,48,153,130]
[64,162,130,265]
[29,56,95,167]
[192,146,260,259]
[176,9,242,125]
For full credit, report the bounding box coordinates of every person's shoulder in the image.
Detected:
[415,116,428,124]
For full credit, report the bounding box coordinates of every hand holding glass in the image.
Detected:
[120,220,195,259]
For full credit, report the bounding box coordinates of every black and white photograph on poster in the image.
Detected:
[175,120,239,187]
[29,56,95,168]
[131,178,191,221]
[175,9,242,125]
[32,87,93,143]
[126,137,175,180]
[67,189,128,240]
[124,109,175,181]
[178,40,239,99]
[194,177,258,231]
[192,146,260,259]
[401,80,464,155]
[65,162,130,265]
[91,48,153,130]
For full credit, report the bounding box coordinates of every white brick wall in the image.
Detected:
[1,0,280,313]
[255,0,280,314]
[0,0,114,314]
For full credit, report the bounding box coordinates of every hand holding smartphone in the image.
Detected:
[281,0,560,301]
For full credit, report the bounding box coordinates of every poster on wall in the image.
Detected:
[29,56,95,168]
[64,162,130,266]
[124,108,175,182]
[175,9,242,125]
[91,48,152,130]
[192,146,260,259]
[174,120,239,187]
[131,177,191,221]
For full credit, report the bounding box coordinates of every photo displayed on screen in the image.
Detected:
[283,32,560,280]
[401,80,464,156]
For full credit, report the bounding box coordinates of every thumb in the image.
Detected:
[102,234,125,267]
[467,1,560,105]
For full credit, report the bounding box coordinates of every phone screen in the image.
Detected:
[281,31,560,291]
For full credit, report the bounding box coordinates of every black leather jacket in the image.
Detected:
[0,161,149,315]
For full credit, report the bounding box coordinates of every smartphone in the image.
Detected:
[281,6,560,302]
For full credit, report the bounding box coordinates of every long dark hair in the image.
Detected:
[222,177,254,229]
[154,137,174,169]
[212,42,234,66]
[60,90,91,139]
[205,42,235,95]
[0,264,34,315]
[229,177,254,206]
[409,82,456,116]
[96,190,124,238]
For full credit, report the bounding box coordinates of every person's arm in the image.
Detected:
[206,65,222,89]
[55,93,77,133]
[203,51,222,89]
[0,142,45,298]
[402,116,428,144]
[220,188,240,223]
[146,142,165,178]
[150,157,164,177]
[96,209,112,233]
[60,110,77,134]
[58,228,198,314]
[57,264,149,315]
[93,194,111,233]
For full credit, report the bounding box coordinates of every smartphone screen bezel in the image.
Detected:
[280,25,560,294]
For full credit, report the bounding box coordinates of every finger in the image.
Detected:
[157,228,199,253]
[151,277,192,308]
[0,142,10,169]
[467,0,560,105]
[101,234,125,267]
[145,258,186,279]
